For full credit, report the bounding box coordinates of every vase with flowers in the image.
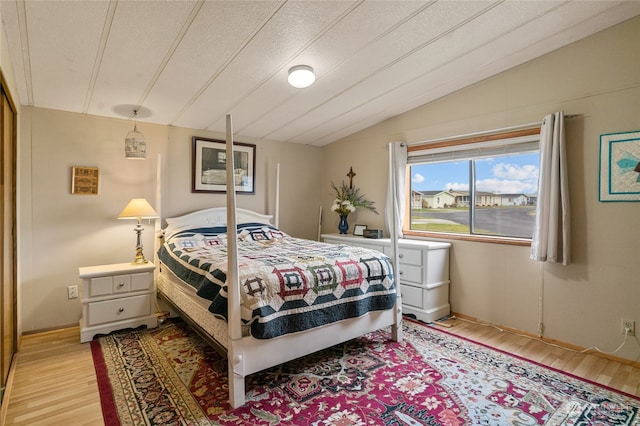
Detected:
[330,181,378,234]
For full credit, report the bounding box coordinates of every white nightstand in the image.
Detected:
[79,262,157,343]
[322,234,451,323]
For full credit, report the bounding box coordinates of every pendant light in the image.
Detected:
[125,109,147,159]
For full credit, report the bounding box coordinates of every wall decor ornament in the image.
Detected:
[192,137,256,194]
[71,166,99,195]
[599,130,640,201]
[330,172,378,234]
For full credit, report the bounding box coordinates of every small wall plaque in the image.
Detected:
[71,166,99,195]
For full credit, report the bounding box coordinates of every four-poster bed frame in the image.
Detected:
[154,114,403,408]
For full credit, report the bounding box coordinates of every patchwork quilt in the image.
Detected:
[157,223,396,339]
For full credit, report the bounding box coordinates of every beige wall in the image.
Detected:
[18,107,322,332]
[1,10,22,339]
[323,17,640,361]
[9,9,640,362]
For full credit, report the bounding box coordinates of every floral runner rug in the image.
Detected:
[91,317,640,425]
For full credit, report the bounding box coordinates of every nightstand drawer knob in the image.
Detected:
[118,281,125,287]
[118,307,125,313]
[399,253,404,258]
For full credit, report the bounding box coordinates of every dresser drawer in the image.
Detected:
[88,272,152,297]
[86,294,152,326]
[131,272,153,291]
[398,247,422,266]
[401,284,423,308]
[346,241,385,254]
[384,246,423,266]
[398,264,423,284]
[112,274,131,294]
[89,275,119,297]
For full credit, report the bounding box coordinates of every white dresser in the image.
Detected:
[321,234,451,323]
[78,262,157,343]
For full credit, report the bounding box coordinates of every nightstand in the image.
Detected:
[321,234,451,323]
[79,262,157,343]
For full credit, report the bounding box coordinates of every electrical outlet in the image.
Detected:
[621,318,635,336]
[67,285,78,299]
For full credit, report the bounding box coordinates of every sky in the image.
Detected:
[411,153,539,195]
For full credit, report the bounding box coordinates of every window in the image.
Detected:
[407,129,539,241]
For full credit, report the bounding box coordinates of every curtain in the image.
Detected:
[530,111,570,265]
[385,142,407,238]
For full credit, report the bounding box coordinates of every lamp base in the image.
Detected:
[131,246,148,264]
[131,222,149,264]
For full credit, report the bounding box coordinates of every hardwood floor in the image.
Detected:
[2,316,639,425]
[3,327,103,426]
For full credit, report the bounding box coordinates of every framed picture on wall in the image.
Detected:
[599,130,640,201]
[71,166,99,195]
[192,137,256,194]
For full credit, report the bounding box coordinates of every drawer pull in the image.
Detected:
[399,271,404,275]
[118,281,125,288]
[118,307,125,313]
[399,253,404,258]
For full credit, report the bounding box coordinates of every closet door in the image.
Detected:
[0,76,17,399]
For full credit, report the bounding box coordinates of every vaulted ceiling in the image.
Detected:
[3,1,639,146]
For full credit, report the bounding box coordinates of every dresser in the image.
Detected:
[321,234,451,323]
[78,262,157,343]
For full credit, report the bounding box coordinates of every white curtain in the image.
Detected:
[531,111,570,265]
[385,142,407,238]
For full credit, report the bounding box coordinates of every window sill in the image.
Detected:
[402,230,532,246]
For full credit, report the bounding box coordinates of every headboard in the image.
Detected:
[164,207,273,233]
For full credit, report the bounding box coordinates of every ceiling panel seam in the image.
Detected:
[135,0,205,114]
[236,0,437,137]
[501,1,630,62]
[16,0,33,105]
[301,2,582,145]
[262,0,507,142]
[169,1,287,127]
[82,0,117,114]
[213,0,365,132]
[379,2,573,118]
[287,1,572,144]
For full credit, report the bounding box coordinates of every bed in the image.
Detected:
[154,115,403,408]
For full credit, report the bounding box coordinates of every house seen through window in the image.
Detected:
[408,130,539,240]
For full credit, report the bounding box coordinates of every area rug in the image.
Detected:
[91,318,640,425]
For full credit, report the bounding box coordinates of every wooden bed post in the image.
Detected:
[274,163,280,229]
[154,154,162,281]
[388,142,403,343]
[225,114,246,408]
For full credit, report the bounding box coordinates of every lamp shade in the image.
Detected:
[287,65,315,88]
[117,198,158,219]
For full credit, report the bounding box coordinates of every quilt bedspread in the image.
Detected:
[157,223,396,339]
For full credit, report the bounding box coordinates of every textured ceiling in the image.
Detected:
[3,1,639,146]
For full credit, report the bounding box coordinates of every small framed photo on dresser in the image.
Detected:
[353,224,367,236]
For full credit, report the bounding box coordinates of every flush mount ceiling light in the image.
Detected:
[287,65,315,88]
[125,109,147,159]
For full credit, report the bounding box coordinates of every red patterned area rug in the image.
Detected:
[91,318,640,425]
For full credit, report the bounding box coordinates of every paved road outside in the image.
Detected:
[411,206,536,238]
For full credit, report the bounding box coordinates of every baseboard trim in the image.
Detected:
[21,323,79,336]
[451,312,640,369]
[0,354,18,426]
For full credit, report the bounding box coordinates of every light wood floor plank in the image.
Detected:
[3,317,639,425]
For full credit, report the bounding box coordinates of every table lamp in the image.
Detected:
[118,198,158,264]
